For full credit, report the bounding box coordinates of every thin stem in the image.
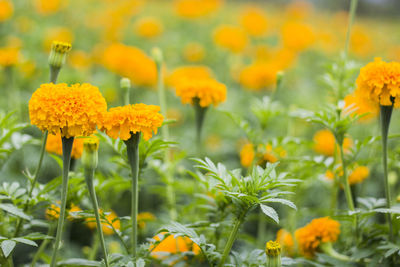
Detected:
[50,136,74,267]
[50,67,61,84]
[193,98,208,153]
[30,223,56,267]
[257,210,266,248]
[89,234,100,260]
[85,168,109,267]
[343,0,359,59]
[380,105,394,241]
[124,133,140,259]
[338,144,355,212]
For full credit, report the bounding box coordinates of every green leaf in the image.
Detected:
[260,204,279,224]
[1,240,16,258]
[57,258,101,266]
[0,203,31,220]
[262,198,297,210]
[12,238,37,247]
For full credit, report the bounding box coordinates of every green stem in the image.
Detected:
[218,212,246,267]
[89,234,100,261]
[30,223,56,267]
[85,168,109,267]
[50,66,61,84]
[193,98,208,153]
[380,104,394,241]
[124,133,141,259]
[50,136,74,267]
[320,242,351,262]
[257,210,266,248]
[338,144,355,212]
[343,0,359,59]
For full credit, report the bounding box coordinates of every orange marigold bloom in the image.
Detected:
[150,232,201,260]
[134,17,163,39]
[86,210,120,236]
[101,104,164,141]
[174,0,223,19]
[239,62,280,91]
[167,65,213,88]
[295,217,340,258]
[348,166,369,185]
[183,42,205,63]
[282,21,315,52]
[46,132,85,159]
[175,78,227,107]
[102,43,157,86]
[350,25,373,58]
[355,58,400,107]
[45,203,60,220]
[313,129,352,157]
[29,83,107,138]
[138,212,156,229]
[213,25,248,54]
[239,7,268,37]
[344,93,379,121]
[67,204,82,221]
[276,229,294,256]
[0,0,13,22]
[35,0,66,15]
[69,50,91,70]
[285,0,313,20]
[240,143,254,167]
[0,46,19,67]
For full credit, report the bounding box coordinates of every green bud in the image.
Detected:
[82,137,99,170]
[120,77,131,90]
[48,41,72,69]
[266,241,281,267]
[151,47,163,67]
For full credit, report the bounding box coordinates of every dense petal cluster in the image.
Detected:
[102,43,157,86]
[150,232,201,259]
[174,0,223,19]
[313,129,352,156]
[355,58,400,107]
[29,83,107,138]
[174,78,227,107]
[101,104,164,141]
[344,93,379,121]
[240,143,254,167]
[348,166,370,185]
[167,65,213,87]
[265,241,281,256]
[213,25,248,53]
[134,17,163,39]
[240,7,268,37]
[45,203,60,221]
[239,62,280,91]
[276,229,294,256]
[46,132,85,159]
[0,0,13,22]
[295,217,340,258]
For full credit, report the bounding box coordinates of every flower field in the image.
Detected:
[1,0,400,266]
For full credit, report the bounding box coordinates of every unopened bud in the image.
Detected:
[266,241,281,267]
[48,41,72,68]
[82,136,99,170]
[151,47,163,67]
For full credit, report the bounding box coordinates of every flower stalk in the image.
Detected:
[265,241,282,267]
[320,242,351,262]
[193,97,208,152]
[50,136,74,267]
[30,223,56,267]
[121,77,131,105]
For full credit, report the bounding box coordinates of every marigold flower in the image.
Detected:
[183,42,205,63]
[100,104,164,141]
[45,203,60,220]
[344,93,379,121]
[313,129,352,157]
[174,0,223,19]
[46,132,84,159]
[240,143,254,167]
[354,58,400,107]
[295,217,340,258]
[138,212,156,229]
[239,62,280,91]
[281,21,315,52]
[175,78,227,107]
[276,229,294,256]
[0,0,13,22]
[239,7,268,37]
[213,25,248,54]
[0,46,19,67]
[86,210,120,236]
[265,240,281,256]
[167,65,213,88]
[134,17,163,39]
[150,232,201,259]
[29,83,107,138]
[350,25,373,58]
[348,166,370,185]
[67,204,82,221]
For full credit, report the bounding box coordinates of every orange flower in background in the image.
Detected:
[46,133,85,159]
[350,25,374,58]
[100,104,164,141]
[150,232,201,260]
[0,0,13,22]
[0,46,19,67]
[285,0,313,20]
[348,166,370,185]
[276,229,294,256]
[35,0,66,15]
[295,217,340,258]
[174,0,223,19]
[282,21,315,52]
[263,144,286,163]
[67,204,82,221]
[344,93,379,121]
[240,143,254,167]
[86,210,120,235]
[183,42,206,63]
[213,25,248,54]
[69,50,91,70]
[29,83,107,138]
[166,65,213,88]
[102,43,157,86]
[313,129,352,157]
[175,78,227,107]
[138,212,156,229]
[355,57,400,107]
[239,7,268,37]
[239,62,280,91]
[43,27,74,51]
[134,17,164,39]
[45,203,60,220]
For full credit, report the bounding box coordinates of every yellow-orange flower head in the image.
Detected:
[86,210,120,236]
[0,0,13,22]
[134,17,163,39]
[29,83,107,138]
[183,42,206,63]
[313,129,352,157]
[45,203,60,221]
[101,104,164,141]
[282,21,315,52]
[265,240,281,256]
[239,62,280,91]
[175,78,227,108]
[295,217,340,258]
[0,46,19,67]
[240,143,254,168]
[355,58,400,107]
[240,7,268,37]
[348,166,369,185]
[150,232,201,259]
[213,25,248,54]
[35,0,66,15]
[276,229,294,256]
[344,93,379,122]
[174,0,223,19]
[167,65,213,88]
[46,132,84,159]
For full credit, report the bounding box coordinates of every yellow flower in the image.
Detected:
[0,46,19,67]
[350,25,373,58]
[265,240,281,256]
[183,42,205,63]
[134,17,163,39]
[348,166,370,185]
[43,27,74,51]
[344,93,379,122]
[46,132,85,159]
[276,229,294,256]
[35,0,66,15]
[281,21,315,52]
[295,217,340,258]
[166,65,213,88]
[67,204,82,221]
[240,143,254,168]
[100,104,164,141]
[355,57,400,107]
[213,25,248,54]
[102,43,157,87]
[138,212,156,229]
[313,129,352,157]
[175,78,227,107]
[239,62,280,91]
[239,7,268,37]
[69,50,91,70]
[86,210,120,236]
[285,0,313,20]
[0,0,13,22]
[150,232,201,260]
[29,83,107,138]
[45,203,60,220]
[174,0,223,19]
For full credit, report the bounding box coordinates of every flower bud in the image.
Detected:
[120,77,131,90]
[151,47,163,67]
[82,136,99,170]
[48,41,72,68]
[266,240,281,267]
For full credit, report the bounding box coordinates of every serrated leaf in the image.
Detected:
[0,203,31,220]
[260,204,279,224]
[12,238,37,247]
[57,258,101,266]
[1,240,16,258]
[262,198,297,210]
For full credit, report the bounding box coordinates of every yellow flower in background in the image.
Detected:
[281,21,315,52]
[69,50,91,70]
[150,232,201,260]
[45,203,60,221]
[355,57,400,107]
[46,132,85,159]
[239,62,280,91]
[102,43,157,86]
[100,104,164,141]
[166,65,213,88]
[0,46,19,67]
[174,0,223,19]
[183,42,205,63]
[17,60,36,78]
[138,212,156,229]
[134,17,163,39]
[313,129,352,157]
[295,217,340,258]
[285,0,313,20]
[213,25,248,54]
[67,204,82,221]
[344,93,379,121]
[29,83,107,138]
[86,210,120,236]
[348,166,369,185]
[175,78,227,107]
[240,143,255,167]
[43,27,74,51]
[205,134,222,152]
[276,229,294,256]
[35,0,67,15]
[0,0,13,22]
[350,25,374,58]
[239,7,268,37]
